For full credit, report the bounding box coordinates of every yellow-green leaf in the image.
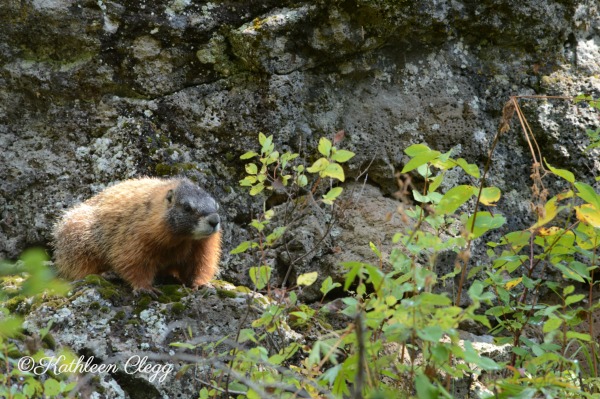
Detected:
[369,242,382,258]
[404,143,431,156]
[240,151,258,160]
[436,185,474,215]
[318,137,332,157]
[575,204,600,227]
[476,186,501,206]
[530,196,561,229]
[245,163,258,175]
[258,132,267,145]
[565,294,586,306]
[230,241,251,254]
[401,149,441,173]
[322,187,343,204]
[307,157,329,173]
[322,163,345,181]
[297,272,318,286]
[466,211,506,238]
[44,379,61,397]
[239,176,256,186]
[544,159,575,183]
[249,183,265,196]
[331,149,355,163]
[249,266,272,290]
[566,331,592,341]
[428,173,444,193]
[543,317,562,333]
[261,135,274,155]
[457,158,481,178]
[297,174,308,187]
[575,182,600,210]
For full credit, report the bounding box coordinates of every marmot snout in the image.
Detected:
[52,177,222,296]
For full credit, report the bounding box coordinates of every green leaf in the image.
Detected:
[428,173,444,193]
[331,149,355,163]
[0,316,23,337]
[498,230,531,251]
[405,143,431,156]
[364,264,384,288]
[415,374,439,399]
[258,132,267,145]
[563,285,575,296]
[321,364,342,386]
[456,158,480,178]
[401,149,441,173]
[297,272,318,286]
[230,241,251,255]
[249,183,265,196]
[543,317,562,333]
[320,276,341,296]
[240,151,258,160]
[297,174,308,187]
[265,150,279,165]
[245,163,258,175]
[249,266,272,290]
[565,294,586,306]
[341,261,365,290]
[417,163,433,178]
[412,189,431,204]
[544,159,575,183]
[436,185,474,215]
[554,263,586,283]
[369,242,382,258]
[266,226,286,245]
[463,341,501,370]
[466,212,506,238]
[43,379,61,397]
[574,94,593,103]
[306,157,329,173]
[318,137,332,157]
[420,292,452,306]
[322,187,343,205]
[239,176,256,186]
[322,163,345,181]
[416,325,443,342]
[566,331,591,341]
[575,182,600,210]
[569,261,591,280]
[260,134,273,155]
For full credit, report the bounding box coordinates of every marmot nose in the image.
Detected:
[207,213,220,229]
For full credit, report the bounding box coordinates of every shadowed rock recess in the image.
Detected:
[1,0,599,397]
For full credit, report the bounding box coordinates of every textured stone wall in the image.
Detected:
[1,1,599,287]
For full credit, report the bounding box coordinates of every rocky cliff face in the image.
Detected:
[1,0,599,286]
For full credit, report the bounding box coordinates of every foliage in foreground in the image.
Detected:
[189,96,600,398]
[0,249,73,398]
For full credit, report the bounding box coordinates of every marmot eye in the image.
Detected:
[183,203,193,212]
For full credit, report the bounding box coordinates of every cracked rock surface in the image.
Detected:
[1,0,599,291]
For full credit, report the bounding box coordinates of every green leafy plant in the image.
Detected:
[0,248,73,399]
[173,96,600,398]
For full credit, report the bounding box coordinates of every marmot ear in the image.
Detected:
[166,189,174,203]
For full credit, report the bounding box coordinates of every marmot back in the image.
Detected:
[52,177,222,296]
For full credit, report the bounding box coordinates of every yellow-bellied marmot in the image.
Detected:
[52,177,222,296]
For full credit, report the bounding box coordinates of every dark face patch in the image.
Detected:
[166,180,220,237]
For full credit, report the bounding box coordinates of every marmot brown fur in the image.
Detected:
[52,177,222,296]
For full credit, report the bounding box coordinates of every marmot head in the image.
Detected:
[165,179,221,239]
